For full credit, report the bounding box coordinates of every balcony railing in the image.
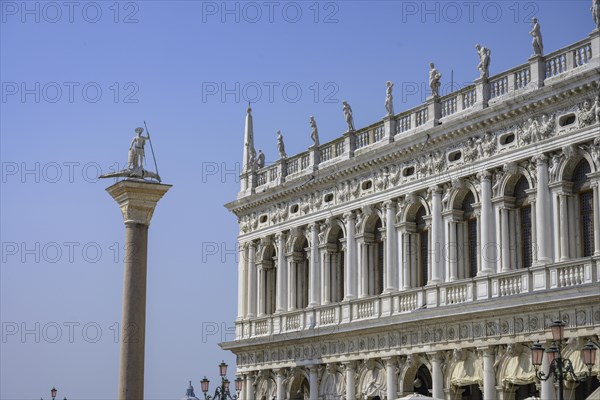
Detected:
[235,258,597,340]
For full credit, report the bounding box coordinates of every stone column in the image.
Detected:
[447,219,458,281]
[559,193,570,261]
[540,342,556,400]
[247,243,257,317]
[500,207,511,272]
[237,243,248,319]
[357,239,367,298]
[535,155,552,263]
[105,180,171,400]
[343,361,356,400]
[322,249,331,305]
[481,347,497,400]
[309,365,319,400]
[344,212,357,300]
[308,223,321,307]
[383,357,397,400]
[257,265,265,317]
[593,181,600,255]
[275,233,287,313]
[478,171,495,273]
[429,352,444,400]
[401,228,411,289]
[275,369,285,400]
[246,373,255,400]
[430,187,443,283]
[384,200,398,292]
[287,258,296,311]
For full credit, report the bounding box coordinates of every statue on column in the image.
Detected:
[593,0,600,30]
[429,62,442,98]
[277,130,287,159]
[310,116,320,147]
[384,81,394,116]
[530,18,544,56]
[475,44,491,79]
[99,126,161,182]
[342,101,355,131]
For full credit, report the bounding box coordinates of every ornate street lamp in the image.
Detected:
[200,361,243,400]
[531,320,598,400]
[42,387,66,400]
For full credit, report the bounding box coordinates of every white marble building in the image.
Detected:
[222,12,600,400]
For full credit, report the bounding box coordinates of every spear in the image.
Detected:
[143,121,160,178]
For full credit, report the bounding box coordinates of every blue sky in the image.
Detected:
[0,1,594,399]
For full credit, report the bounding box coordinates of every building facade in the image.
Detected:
[223,14,600,400]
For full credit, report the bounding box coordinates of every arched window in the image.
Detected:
[462,191,478,278]
[514,176,532,269]
[416,206,429,287]
[574,160,594,257]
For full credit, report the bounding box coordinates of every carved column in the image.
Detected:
[384,200,398,292]
[383,357,397,400]
[247,242,257,317]
[274,369,285,400]
[106,180,171,400]
[275,233,287,313]
[478,171,496,273]
[238,243,248,319]
[309,365,319,400]
[430,187,443,283]
[429,352,444,400]
[535,155,552,263]
[308,223,321,307]
[480,347,497,400]
[344,212,357,300]
[342,361,356,400]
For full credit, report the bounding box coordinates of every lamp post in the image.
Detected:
[41,387,66,400]
[200,361,243,400]
[531,320,598,400]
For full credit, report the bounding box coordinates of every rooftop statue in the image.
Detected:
[530,17,544,56]
[310,116,320,147]
[256,150,265,169]
[385,81,394,116]
[277,130,287,159]
[342,101,355,131]
[99,126,161,182]
[429,62,442,98]
[593,0,600,30]
[475,44,491,79]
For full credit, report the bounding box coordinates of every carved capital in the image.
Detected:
[477,170,492,182]
[343,211,355,223]
[106,180,171,226]
[532,154,548,166]
[383,199,396,211]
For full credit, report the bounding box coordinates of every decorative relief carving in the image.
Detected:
[578,97,600,127]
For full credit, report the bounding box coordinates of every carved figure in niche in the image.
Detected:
[549,153,562,182]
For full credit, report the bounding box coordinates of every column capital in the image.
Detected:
[477,170,492,181]
[307,222,320,232]
[429,186,443,196]
[381,356,398,366]
[383,199,396,210]
[427,351,444,362]
[477,345,497,356]
[341,360,357,370]
[532,153,549,166]
[343,211,356,222]
[106,180,171,226]
[239,242,250,251]
[274,232,287,244]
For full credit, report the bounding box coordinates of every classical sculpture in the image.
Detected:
[530,18,544,56]
[475,44,491,79]
[384,81,394,116]
[549,154,562,182]
[310,116,319,147]
[342,101,355,131]
[256,150,265,169]
[593,0,600,29]
[277,130,287,159]
[99,127,161,182]
[429,62,442,98]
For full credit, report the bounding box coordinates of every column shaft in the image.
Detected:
[237,243,247,319]
[501,208,510,271]
[309,366,319,400]
[448,220,458,281]
[344,212,357,300]
[480,172,495,273]
[345,363,355,400]
[247,244,257,317]
[430,188,443,283]
[276,371,285,400]
[482,348,497,400]
[559,194,569,261]
[594,184,600,255]
[385,201,398,292]
[288,260,296,311]
[385,359,397,400]
[430,353,444,400]
[276,234,287,312]
[257,266,265,316]
[309,224,320,307]
[536,156,552,262]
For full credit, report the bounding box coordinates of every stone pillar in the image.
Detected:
[344,212,357,300]
[384,357,397,400]
[308,223,321,307]
[478,171,495,273]
[474,76,489,110]
[430,187,443,283]
[357,239,367,298]
[429,352,444,400]
[309,365,319,400]
[593,181,600,255]
[275,369,285,400]
[247,243,257,317]
[481,347,497,400]
[540,342,556,400]
[246,373,255,400]
[343,361,356,400]
[401,228,411,289]
[105,180,171,400]
[287,258,296,311]
[529,54,546,90]
[559,193,570,261]
[500,207,511,272]
[322,249,331,305]
[447,219,458,281]
[384,200,398,292]
[237,243,247,319]
[257,265,265,317]
[535,155,552,263]
[275,233,287,313]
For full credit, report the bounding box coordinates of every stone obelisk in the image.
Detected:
[106,179,171,400]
